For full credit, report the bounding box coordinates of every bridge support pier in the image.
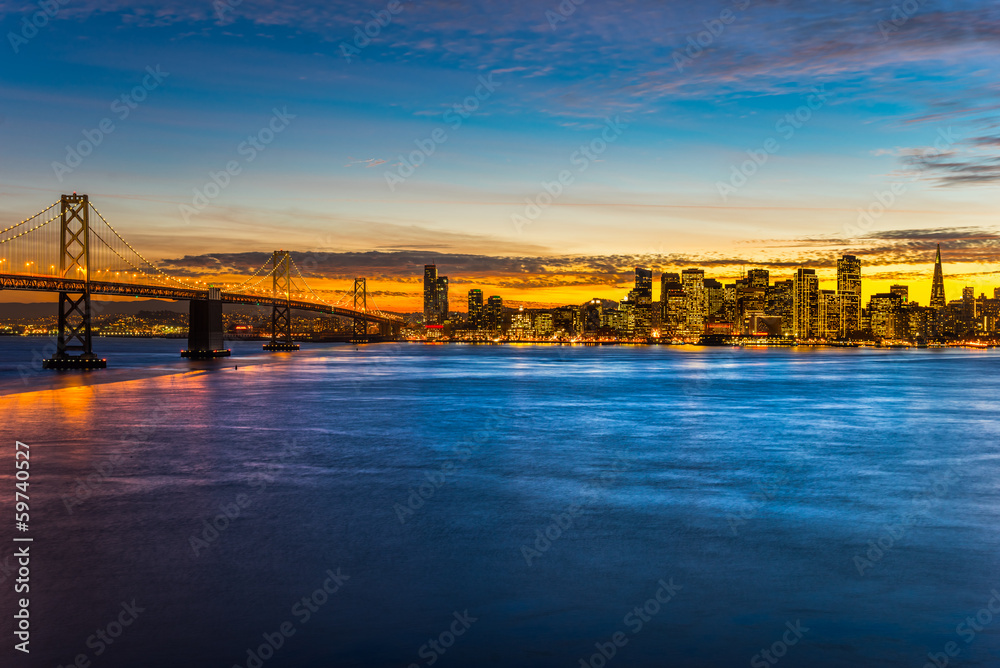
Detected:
[43,194,106,370]
[182,287,230,358]
[263,251,299,351]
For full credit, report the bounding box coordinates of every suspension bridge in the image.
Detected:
[0,194,403,369]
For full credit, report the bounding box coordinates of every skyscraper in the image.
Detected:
[435,276,449,322]
[486,295,504,334]
[468,289,484,330]
[423,264,449,325]
[817,290,840,339]
[793,268,818,339]
[634,267,653,300]
[423,265,438,324]
[704,279,724,319]
[747,269,769,289]
[837,254,861,336]
[681,268,705,337]
[631,267,653,337]
[962,286,975,326]
[930,244,946,309]
[660,272,681,327]
[890,284,909,302]
[868,293,904,339]
[767,280,794,336]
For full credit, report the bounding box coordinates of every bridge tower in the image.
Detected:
[263,250,299,351]
[43,194,106,369]
[352,278,368,344]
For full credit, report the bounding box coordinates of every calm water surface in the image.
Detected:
[2,339,1000,667]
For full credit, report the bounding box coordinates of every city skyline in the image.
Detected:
[413,245,1000,343]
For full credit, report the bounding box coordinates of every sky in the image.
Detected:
[1,0,999,311]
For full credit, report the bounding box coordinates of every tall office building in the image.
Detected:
[467,289,484,330]
[423,265,438,324]
[747,268,769,289]
[681,269,706,336]
[767,280,794,335]
[660,272,681,325]
[962,286,976,325]
[435,276,448,321]
[660,272,680,299]
[634,267,653,300]
[930,245,946,309]
[486,295,504,334]
[660,278,685,337]
[817,290,841,339]
[631,267,654,337]
[423,265,449,325]
[837,254,862,336]
[793,268,819,339]
[704,279,724,319]
[890,284,909,302]
[869,293,904,339]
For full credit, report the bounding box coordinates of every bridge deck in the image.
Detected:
[0,274,399,324]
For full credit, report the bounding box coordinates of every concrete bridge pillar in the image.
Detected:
[182,287,230,358]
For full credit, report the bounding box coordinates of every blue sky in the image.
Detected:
[2,0,999,306]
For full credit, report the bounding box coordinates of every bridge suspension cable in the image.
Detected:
[0,201,59,237]
[89,203,206,291]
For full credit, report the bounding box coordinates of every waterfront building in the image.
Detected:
[423,265,449,325]
[681,269,706,337]
[868,293,904,339]
[818,290,841,339]
[631,267,654,337]
[837,254,862,336]
[793,268,818,339]
[486,295,504,334]
[468,289,484,330]
[767,280,794,336]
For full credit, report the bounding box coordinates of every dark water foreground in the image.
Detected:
[2,339,1000,667]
